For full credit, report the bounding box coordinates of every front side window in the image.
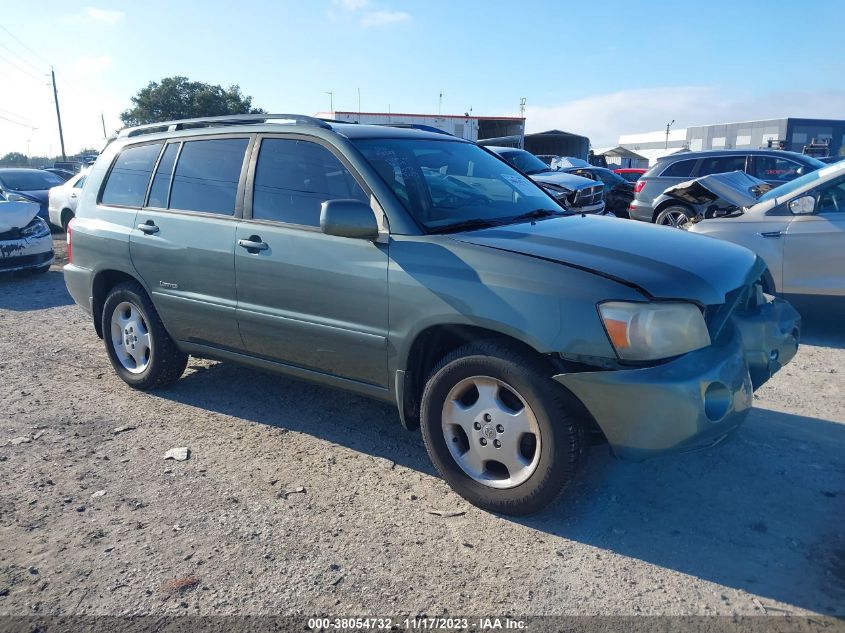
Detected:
[252,138,368,226]
[353,138,560,232]
[696,155,747,177]
[101,143,163,207]
[660,159,697,178]
[814,176,845,214]
[753,156,803,182]
[169,138,249,215]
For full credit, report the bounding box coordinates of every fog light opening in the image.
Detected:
[703,382,731,422]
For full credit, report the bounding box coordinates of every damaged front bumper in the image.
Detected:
[554,295,800,461]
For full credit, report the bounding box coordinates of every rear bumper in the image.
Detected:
[628,199,653,222]
[63,263,94,317]
[554,296,800,461]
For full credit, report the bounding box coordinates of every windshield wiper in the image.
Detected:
[427,218,508,234]
[509,208,563,223]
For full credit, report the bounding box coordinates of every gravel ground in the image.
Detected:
[0,236,843,620]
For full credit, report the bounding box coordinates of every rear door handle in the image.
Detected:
[238,236,269,251]
[137,222,159,234]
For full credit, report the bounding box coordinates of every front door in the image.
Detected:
[783,175,845,296]
[234,135,389,387]
[130,136,252,350]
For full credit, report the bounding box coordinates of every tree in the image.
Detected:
[120,76,264,127]
[0,152,28,167]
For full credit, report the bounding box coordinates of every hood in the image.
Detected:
[0,201,40,233]
[529,170,597,192]
[451,215,760,305]
[663,171,772,208]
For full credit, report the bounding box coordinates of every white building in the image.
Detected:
[315,111,525,142]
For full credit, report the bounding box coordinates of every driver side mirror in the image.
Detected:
[788,195,815,215]
[320,199,379,239]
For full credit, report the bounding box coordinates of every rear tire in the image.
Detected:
[420,341,586,516]
[101,281,187,390]
[60,209,74,232]
[655,204,692,228]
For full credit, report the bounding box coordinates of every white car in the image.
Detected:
[48,170,87,231]
[687,162,845,298]
[0,201,54,274]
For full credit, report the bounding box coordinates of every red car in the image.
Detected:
[613,168,646,183]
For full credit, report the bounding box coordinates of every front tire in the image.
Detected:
[101,281,187,390]
[420,341,586,515]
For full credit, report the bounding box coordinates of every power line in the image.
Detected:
[0,106,37,126]
[0,113,38,129]
[0,24,53,67]
[0,40,48,75]
[0,51,48,84]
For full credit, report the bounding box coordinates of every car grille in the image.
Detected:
[573,184,604,207]
[0,227,22,240]
[0,251,52,271]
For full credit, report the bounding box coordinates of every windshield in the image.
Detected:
[757,162,845,203]
[0,170,64,191]
[353,139,563,231]
[496,149,552,175]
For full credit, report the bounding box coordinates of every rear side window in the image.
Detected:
[659,159,697,178]
[147,143,179,208]
[169,138,249,215]
[752,156,803,182]
[252,138,367,226]
[696,155,747,177]
[101,143,163,207]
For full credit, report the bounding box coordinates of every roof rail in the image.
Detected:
[374,123,454,136]
[117,113,332,138]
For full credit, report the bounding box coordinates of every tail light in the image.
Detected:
[66,221,73,263]
[633,180,646,194]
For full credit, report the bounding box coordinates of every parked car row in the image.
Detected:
[59,113,801,516]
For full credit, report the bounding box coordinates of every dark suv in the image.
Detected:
[64,114,800,515]
[630,149,825,225]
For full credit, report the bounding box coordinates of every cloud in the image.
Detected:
[521,86,845,147]
[85,7,125,24]
[72,55,113,76]
[359,9,410,27]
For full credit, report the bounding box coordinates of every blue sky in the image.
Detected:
[2,0,844,155]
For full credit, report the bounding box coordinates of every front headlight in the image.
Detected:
[19,217,51,238]
[598,301,711,361]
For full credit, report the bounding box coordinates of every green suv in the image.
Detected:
[64,114,801,515]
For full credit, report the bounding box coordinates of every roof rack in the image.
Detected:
[118,113,332,138]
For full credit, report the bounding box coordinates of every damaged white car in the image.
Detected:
[0,201,54,275]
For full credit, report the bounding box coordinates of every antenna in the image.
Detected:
[324,91,333,112]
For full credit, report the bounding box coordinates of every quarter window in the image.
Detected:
[696,155,747,177]
[660,159,697,178]
[252,138,368,226]
[169,138,249,215]
[101,143,163,207]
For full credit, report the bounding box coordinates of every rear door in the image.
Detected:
[783,175,845,296]
[234,134,389,387]
[129,135,253,350]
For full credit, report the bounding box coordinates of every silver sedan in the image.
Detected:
[687,162,845,297]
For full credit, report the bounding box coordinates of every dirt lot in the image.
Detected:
[1,236,843,619]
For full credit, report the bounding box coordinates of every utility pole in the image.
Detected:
[357,88,361,120]
[438,92,443,116]
[101,112,107,138]
[519,98,527,149]
[665,119,675,150]
[324,91,333,112]
[51,67,66,161]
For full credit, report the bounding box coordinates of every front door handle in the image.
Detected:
[137,221,159,234]
[238,236,269,251]
[759,231,783,239]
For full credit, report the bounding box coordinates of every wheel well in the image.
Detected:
[91,270,142,338]
[652,199,690,222]
[400,325,554,430]
[60,208,74,229]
